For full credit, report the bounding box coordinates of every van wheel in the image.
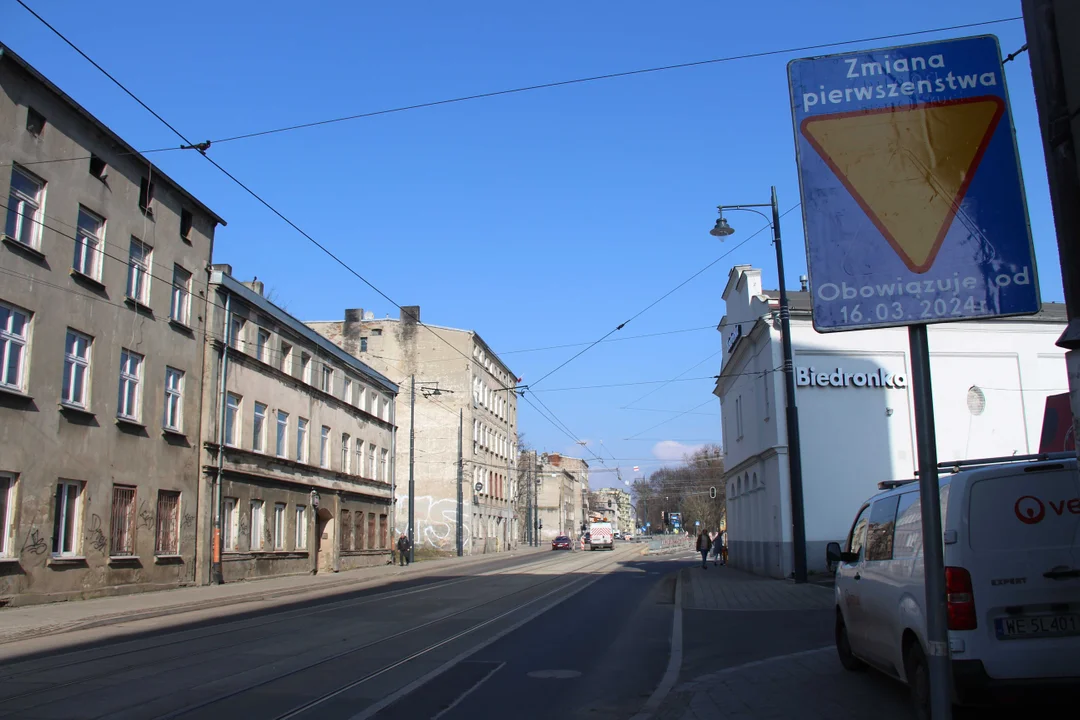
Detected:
[835,613,866,672]
[904,643,931,720]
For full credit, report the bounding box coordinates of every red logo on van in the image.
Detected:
[1014,496,1045,524]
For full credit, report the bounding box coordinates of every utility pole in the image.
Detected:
[525,459,533,546]
[457,408,463,557]
[1023,0,1080,461]
[408,375,416,564]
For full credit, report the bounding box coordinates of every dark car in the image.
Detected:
[551,535,571,550]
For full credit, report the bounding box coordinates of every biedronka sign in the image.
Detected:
[796,367,907,389]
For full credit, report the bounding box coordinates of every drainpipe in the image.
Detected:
[211,289,232,585]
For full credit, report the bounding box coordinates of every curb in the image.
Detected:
[0,547,545,646]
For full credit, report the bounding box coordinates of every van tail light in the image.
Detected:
[945,566,977,631]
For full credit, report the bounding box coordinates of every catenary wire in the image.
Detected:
[623,399,718,440]
[621,348,723,409]
[497,325,716,355]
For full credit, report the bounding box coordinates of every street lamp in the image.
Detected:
[711,186,808,584]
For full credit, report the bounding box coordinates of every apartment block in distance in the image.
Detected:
[198,268,398,583]
[309,306,518,555]
[0,44,225,604]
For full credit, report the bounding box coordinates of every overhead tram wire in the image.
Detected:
[622,398,717,440]
[164,18,1019,148]
[16,1,523,399]
[621,348,723,409]
[497,325,716,355]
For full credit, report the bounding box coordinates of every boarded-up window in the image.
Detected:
[368,513,377,551]
[379,514,388,549]
[110,485,136,556]
[340,509,352,552]
[354,511,365,550]
[155,490,180,555]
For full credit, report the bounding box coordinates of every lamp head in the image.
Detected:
[710,216,735,238]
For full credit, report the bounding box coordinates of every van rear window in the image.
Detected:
[968,470,1080,551]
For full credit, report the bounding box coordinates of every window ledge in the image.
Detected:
[115,416,146,429]
[0,385,32,401]
[124,296,154,315]
[59,402,94,417]
[109,555,140,563]
[162,427,186,438]
[2,235,46,261]
[48,556,86,566]
[69,268,106,291]
[0,557,21,564]
[168,318,194,335]
[154,554,183,563]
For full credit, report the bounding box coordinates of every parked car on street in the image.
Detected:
[551,535,571,550]
[827,453,1080,717]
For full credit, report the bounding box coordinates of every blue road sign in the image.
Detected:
[788,35,1039,332]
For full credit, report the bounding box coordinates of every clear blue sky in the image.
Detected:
[2,1,1059,488]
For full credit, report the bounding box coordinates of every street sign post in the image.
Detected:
[789,35,1041,720]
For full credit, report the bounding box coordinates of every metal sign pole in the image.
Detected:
[908,324,952,719]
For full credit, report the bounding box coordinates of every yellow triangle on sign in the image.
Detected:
[801,97,1004,273]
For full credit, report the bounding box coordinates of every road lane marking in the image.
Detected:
[430,661,505,720]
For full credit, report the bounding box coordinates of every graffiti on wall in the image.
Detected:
[398,496,471,550]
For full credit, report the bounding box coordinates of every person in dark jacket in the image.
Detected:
[711,529,725,566]
[696,529,711,569]
[396,533,411,566]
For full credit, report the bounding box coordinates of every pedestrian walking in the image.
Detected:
[711,529,724,566]
[696,529,711,569]
[396,533,411,566]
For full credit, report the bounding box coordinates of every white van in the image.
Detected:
[827,453,1080,716]
[587,521,614,550]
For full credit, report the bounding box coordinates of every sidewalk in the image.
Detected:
[681,564,834,611]
[0,545,545,645]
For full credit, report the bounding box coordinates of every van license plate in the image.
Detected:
[995,614,1080,640]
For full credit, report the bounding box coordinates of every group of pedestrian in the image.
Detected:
[696,528,726,569]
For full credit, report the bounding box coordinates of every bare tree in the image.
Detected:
[633,444,725,534]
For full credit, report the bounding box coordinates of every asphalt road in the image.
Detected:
[0,543,675,720]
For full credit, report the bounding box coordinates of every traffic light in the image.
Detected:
[662,511,668,526]
[710,486,717,499]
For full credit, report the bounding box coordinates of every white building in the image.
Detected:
[715,265,1069,579]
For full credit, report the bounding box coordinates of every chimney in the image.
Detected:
[401,305,420,324]
[345,308,364,323]
[549,453,561,466]
[242,278,264,296]
[799,275,809,292]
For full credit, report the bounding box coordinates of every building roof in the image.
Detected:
[0,43,226,227]
[761,290,813,312]
[212,271,398,393]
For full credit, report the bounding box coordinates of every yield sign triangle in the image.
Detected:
[801,97,1004,273]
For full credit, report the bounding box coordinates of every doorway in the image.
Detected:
[315,507,335,573]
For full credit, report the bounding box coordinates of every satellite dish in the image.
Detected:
[363,311,375,320]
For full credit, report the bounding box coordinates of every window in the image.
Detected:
[163,367,184,431]
[365,391,374,415]
[126,238,152,305]
[344,377,352,404]
[321,365,333,393]
[26,106,46,136]
[893,492,922,561]
[735,396,744,440]
[110,485,136,556]
[1,473,15,557]
[250,500,264,550]
[229,315,244,349]
[300,353,311,383]
[341,433,351,472]
[340,509,352,552]
[355,439,363,477]
[0,303,29,392]
[379,514,388,549]
[89,154,107,180]
[223,497,238,551]
[380,449,389,482]
[866,496,901,562]
[5,166,45,249]
[117,349,143,421]
[295,505,307,549]
[280,342,293,374]
[73,207,105,280]
[846,505,870,561]
[297,417,309,462]
[762,372,770,420]
[368,444,376,479]
[138,176,155,214]
[253,402,268,452]
[256,329,270,362]
[273,503,286,550]
[225,393,241,446]
[180,209,193,241]
[155,490,180,555]
[360,337,368,353]
[52,481,82,556]
[276,410,288,457]
[170,265,191,324]
[354,510,364,550]
[320,426,330,468]
[372,328,382,336]
[62,329,92,408]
